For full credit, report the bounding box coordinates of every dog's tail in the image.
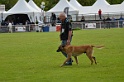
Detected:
[91,45,104,49]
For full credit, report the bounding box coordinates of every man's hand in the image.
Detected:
[67,40,70,45]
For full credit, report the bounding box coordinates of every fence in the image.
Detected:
[0,20,124,33]
[71,20,124,29]
[0,24,42,33]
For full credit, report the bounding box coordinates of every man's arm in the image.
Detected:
[67,30,72,45]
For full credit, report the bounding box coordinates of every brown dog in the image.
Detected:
[57,45,104,67]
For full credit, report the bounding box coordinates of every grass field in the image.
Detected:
[0,28,124,82]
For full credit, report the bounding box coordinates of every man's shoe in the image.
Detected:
[65,62,72,66]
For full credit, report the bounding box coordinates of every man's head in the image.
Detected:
[59,12,67,21]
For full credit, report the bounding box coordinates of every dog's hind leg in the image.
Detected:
[87,55,94,65]
[86,50,94,65]
[92,56,97,64]
[86,52,94,65]
[74,56,78,65]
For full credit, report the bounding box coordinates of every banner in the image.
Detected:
[85,23,96,28]
[15,27,26,32]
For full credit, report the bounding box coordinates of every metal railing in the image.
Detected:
[0,20,123,33]
[71,20,124,29]
[0,24,43,33]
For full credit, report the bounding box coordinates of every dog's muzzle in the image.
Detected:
[56,45,65,52]
[56,48,61,52]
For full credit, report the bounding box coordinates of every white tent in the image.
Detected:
[28,0,43,22]
[108,4,120,14]
[46,0,79,16]
[91,0,110,14]
[103,1,124,15]
[79,0,110,15]
[118,1,124,13]
[78,6,91,15]
[69,0,83,9]
[28,0,41,11]
[69,0,83,14]
[3,0,40,22]
[76,0,124,16]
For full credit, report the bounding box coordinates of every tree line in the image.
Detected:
[0,0,123,11]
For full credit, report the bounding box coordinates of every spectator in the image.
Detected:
[102,16,106,29]
[8,22,13,33]
[111,16,116,28]
[119,16,124,28]
[98,9,102,20]
[106,17,111,29]
[81,16,85,22]
[50,13,56,26]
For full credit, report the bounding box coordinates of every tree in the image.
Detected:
[0,0,123,11]
[0,0,17,11]
[107,0,123,4]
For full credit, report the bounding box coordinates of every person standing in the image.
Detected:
[119,16,124,28]
[98,9,102,20]
[111,16,116,28]
[50,13,56,26]
[58,12,73,65]
[106,17,111,29]
[81,16,85,22]
[8,22,13,33]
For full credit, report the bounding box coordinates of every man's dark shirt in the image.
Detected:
[60,18,72,40]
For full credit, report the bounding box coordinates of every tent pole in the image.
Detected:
[95,14,96,20]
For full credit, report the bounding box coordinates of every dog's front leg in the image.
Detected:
[74,56,78,65]
[60,53,72,67]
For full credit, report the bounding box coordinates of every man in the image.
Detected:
[50,13,56,26]
[119,16,124,28]
[106,16,111,29]
[98,9,102,19]
[58,12,73,65]
[8,22,13,33]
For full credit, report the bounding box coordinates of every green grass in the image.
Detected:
[0,28,124,82]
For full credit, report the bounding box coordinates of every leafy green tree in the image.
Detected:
[107,0,123,4]
[0,0,17,10]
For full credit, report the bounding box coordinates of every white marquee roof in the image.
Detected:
[118,1,124,13]
[69,0,83,9]
[91,0,110,13]
[70,0,111,15]
[28,0,41,11]
[47,0,79,15]
[6,0,39,14]
[78,0,124,15]
[3,0,41,22]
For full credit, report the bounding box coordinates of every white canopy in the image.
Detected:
[28,0,43,22]
[28,0,41,11]
[91,0,110,14]
[78,0,124,15]
[46,0,79,16]
[69,0,83,14]
[3,0,41,22]
[118,1,124,13]
[69,0,83,9]
[101,1,124,15]
[108,4,121,14]
[79,0,110,15]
